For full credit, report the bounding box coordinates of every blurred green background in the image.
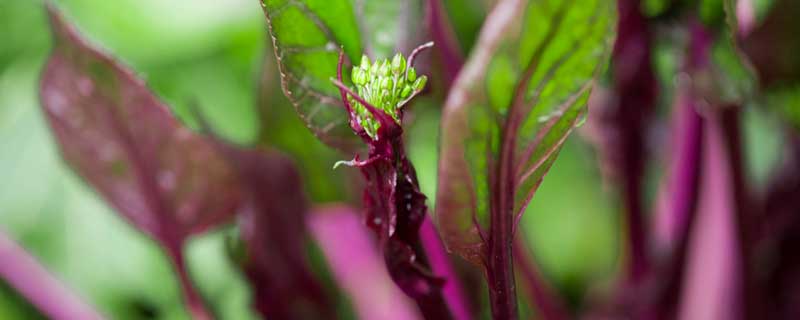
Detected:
[0,0,784,319]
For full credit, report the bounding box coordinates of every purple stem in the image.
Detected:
[165,241,213,320]
[419,217,472,320]
[613,0,657,283]
[677,106,747,320]
[425,0,464,88]
[487,185,517,320]
[642,20,714,320]
[653,19,711,254]
[0,231,104,320]
[653,91,704,251]
[671,17,755,320]
[513,237,569,320]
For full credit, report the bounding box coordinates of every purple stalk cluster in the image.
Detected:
[4,0,800,319]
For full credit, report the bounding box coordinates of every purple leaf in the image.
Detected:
[215,143,330,319]
[40,5,241,244]
[39,6,242,319]
[309,205,422,320]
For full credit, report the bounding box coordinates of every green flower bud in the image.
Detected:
[345,48,430,139]
[391,53,406,75]
[360,55,370,70]
[351,68,362,85]
[381,77,393,90]
[407,68,417,82]
[413,75,428,91]
[400,85,412,99]
[379,60,390,76]
[370,62,379,75]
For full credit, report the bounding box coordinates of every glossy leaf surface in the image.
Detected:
[435,0,614,265]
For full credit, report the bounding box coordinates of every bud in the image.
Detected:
[400,85,412,99]
[413,75,427,92]
[360,55,370,70]
[370,61,379,75]
[343,47,430,140]
[351,68,362,85]
[407,68,417,82]
[391,53,406,75]
[379,60,390,76]
[380,77,392,90]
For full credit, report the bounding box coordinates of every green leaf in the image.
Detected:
[261,0,362,149]
[435,0,614,265]
[261,0,422,150]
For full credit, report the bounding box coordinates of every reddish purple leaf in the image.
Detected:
[215,144,330,319]
[39,6,242,319]
[40,6,241,244]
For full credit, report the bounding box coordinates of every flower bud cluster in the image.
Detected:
[349,53,428,139]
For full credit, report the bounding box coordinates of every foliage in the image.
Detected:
[2,0,800,319]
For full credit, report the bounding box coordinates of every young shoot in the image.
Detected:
[346,44,431,139]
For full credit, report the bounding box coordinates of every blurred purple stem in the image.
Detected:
[0,231,104,320]
[677,106,747,320]
[613,0,657,283]
[165,241,213,320]
[653,90,704,251]
[419,217,472,320]
[673,25,751,315]
[653,19,711,254]
[425,0,464,88]
[648,22,711,319]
